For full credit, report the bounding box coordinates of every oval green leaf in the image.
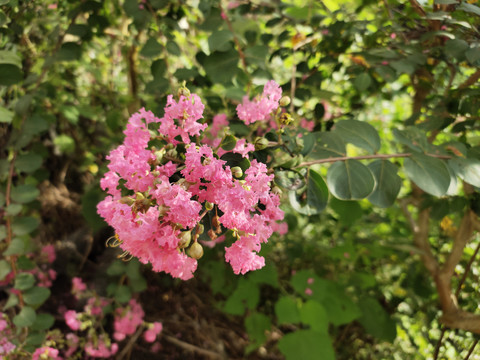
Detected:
[23,287,51,306]
[275,169,306,191]
[335,120,381,153]
[278,329,335,360]
[15,153,43,173]
[220,134,237,151]
[11,184,39,204]
[404,153,451,196]
[327,159,376,200]
[288,169,328,215]
[14,272,35,291]
[367,160,402,207]
[448,158,480,187]
[13,306,36,328]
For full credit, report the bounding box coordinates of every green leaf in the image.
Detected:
[58,42,82,61]
[275,296,301,325]
[335,120,381,153]
[327,160,375,200]
[220,152,250,175]
[248,263,278,287]
[15,153,43,173]
[0,50,21,67]
[275,170,305,191]
[220,135,237,151]
[358,297,396,342]
[208,30,233,52]
[114,285,132,304]
[4,293,18,310]
[392,128,428,152]
[466,48,480,65]
[53,134,75,154]
[3,238,26,256]
[330,198,363,225]
[11,184,39,204]
[300,300,328,334]
[0,64,23,86]
[245,45,269,67]
[140,38,163,57]
[448,158,480,187]
[17,256,35,270]
[203,49,239,84]
[14,272,35,291]
[107,260,126,276]
[223,278,259,315]
[354,73,372,92]
[6,204,22,216]
[278,330,335,360]
[0,106,14,123]
[367,160,402,207]
[444,39,469,59]
[245,313,271,353]
[31,313,55,331]
[322,284,361,325]
[13,306,36,328]
[458,2,480,16]
[0,260,11,281]
[309,132,346,159]
[289,169,328,215]
[151,59,166,78]
[12,217,40,235]
[23,287,51,306]
[404,153,451,196]
[166,41,181,56]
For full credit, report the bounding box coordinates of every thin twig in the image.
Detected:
[464,339,479,360]
[295,152,451,168]
[433,327,447,360]
[455,240,480,298]
[116,324,145,360]
[459,69,480,89]
[163,334,224,359]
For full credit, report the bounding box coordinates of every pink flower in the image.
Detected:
[64,310,81,331]
[307,277,314,284]
[236,80,282,124]
[85,337,118,358]
[32,347,62,360]
[41,244,56,263]
[305,288,313,296]
[144,322,163,343]
[113,299,145,341]
[72,277,87,294]
[300,118,314,132]
[65,333,79,358]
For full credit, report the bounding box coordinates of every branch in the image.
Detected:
[295,152,451,168]
[441,310,480,334]
[163,334,225,359]
[441,210,475,280]
[459,69,480,89]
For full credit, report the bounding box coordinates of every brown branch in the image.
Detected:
[465,339,478,360]
[441,310,480,334]
[409,0,427,17]
[459,69,480,89]
[116,324,144,360]
[163,334,225,359]
[296,152,451,168]
[455,240,480,298]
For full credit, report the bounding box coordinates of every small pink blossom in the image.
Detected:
[32,347,62,360]
[41,244,56,263]
[236,80,282,125]
[307,277,314,284]
[144,322,163,343]
[72,277,87,294]
[64,310,81,331]
[113,299,145,341]
[85,337,118,358]
[305,288,313,296]
[300,118,314,132]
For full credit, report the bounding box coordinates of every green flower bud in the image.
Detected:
[279,113,293,126]
[196,223,204,235]
[279,96,291,107]
[119,197,135,206]
[254,137,270,151]
[187,242,204,260]
[231,166,243,178]
[178,231,192,249]
[205,201,214,211]
[271,186,283,196]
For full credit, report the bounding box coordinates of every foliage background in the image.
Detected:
[1,0,480,359]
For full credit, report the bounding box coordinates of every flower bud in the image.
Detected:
[254,137,269,151]
[135,192,145,200]
[279,113,293,126]
[271,186,283,196]
[196,224,204,235]
[205,201,214,211]
[166,148,177,159]
[279,96,291,107]
[119,197,135,206]
[208,229,217,241]
[187,242,204,260]
[231,166,243,178]
[178,231,192,249]
[177,83,191,98]
[212,215,221,232]
[154,149,165,163]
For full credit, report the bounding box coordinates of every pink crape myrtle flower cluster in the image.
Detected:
[62,277,162,358]
[236,80,282,125]
[98,85,285,280]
